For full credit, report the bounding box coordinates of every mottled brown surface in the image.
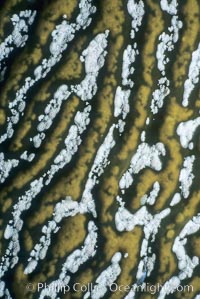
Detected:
[0,0,200,298]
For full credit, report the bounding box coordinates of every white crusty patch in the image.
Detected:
[69,0,145,222]
[158,214,200,299]
[179,155,195,199]
[156,16,182,73]
[33,30,109,148]
[122,44,138,87]
[127,0,145,39]
[0,153,19,183]
[119,142,166,190]
[170,192,181,206]
[0,10,36,76]
[0,102,94,283]
[0,31,109,185]
[0,0,96,145]
[115,198,170,289]
[39,221,97,299]
[84,252,122,299]
[80,124,116,217]
[33,85,71,147]
[26,107,127,274]
[177,117,200,149]
[6,29,111,278]
[160,0,177,15]
[24,197,82,274]
[150,6,182,115]
[114,87,131,120]
[151,78,170,114]
[182,43,200,107]
[140,181,160,205]
[20,151,35,162]
[45,105,91,185]
[72,30,109,101]
[0,28,109,278]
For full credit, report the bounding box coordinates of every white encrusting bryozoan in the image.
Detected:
[151,77,170,115]
[122,44,139,88]
[33,30,109,149]
[115,202,169,235]
[24,196,95,274]
[114,87,131,120]
[0,153,19,183]
[0,31,109,184]
[127,0,145,39]
[158,214,200,299]
[124,285,137,299]
[23,0,145,284]
[0,282,12,299]
[179,155,195,199]
[2,0,144,292]
[114,0,144,120]
[170,192,181,206]
[24,197,78,274]
[0,28,109,286]
[177,117,200,149]
[119,152,195,298]
[114,138,167,296]
[38,221,97,299]
[0,0,96,145]
[150,1,182,114]
[0,0,143,184]
[0,10,36,81]
[140,130,146,142]
[137,208,170,276]
[72,30,109,101]
[119,142,166,191]
[140,181,160,205]
[113,0,144,120]
[77,0,145,217]
[117,200,171,299]
[169,155,195,206]
[84,252,122,299]
[56,0,145,219]
[33,29,109,146]
[160,0,177,15]
[0,105,91,184]
[114,0,144,119]
[115,198,170,289]
[20,151,35,162]
[0,30,109,286]
[0,106,93,284]
[25,0,145,273]
[25,126,115,274]
[80,124,116,217]
[156,16,182,73]
[182,43,200,107]
[31,85,71,148]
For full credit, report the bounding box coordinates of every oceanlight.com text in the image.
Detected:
[26,282,194,295]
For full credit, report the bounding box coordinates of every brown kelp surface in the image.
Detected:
[0,0,200,298]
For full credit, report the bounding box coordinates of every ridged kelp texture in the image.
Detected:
[0,0,200,299]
